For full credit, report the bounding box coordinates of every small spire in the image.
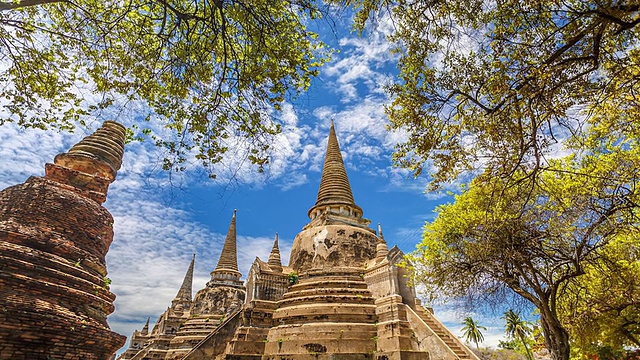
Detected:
[172,254,195,306]
[308,121,363,219]
[267,233,283,271]
[376,223,389,260]
[215,210,238,272]
[141,317,150,334]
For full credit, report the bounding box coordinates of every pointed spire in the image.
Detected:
[308,121,363,220]
[141,317,150,334]
[376,223,389,260]
[215,210,238,272]
[315,120,356,207]
[267,233,283,271]
[172,254,195,307]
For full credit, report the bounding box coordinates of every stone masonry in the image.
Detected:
[119,122,479,360]
[0,121,128,360]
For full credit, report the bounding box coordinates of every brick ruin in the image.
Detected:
[118,122,480,360]
[0,121,127,359]
[0,120,478,359]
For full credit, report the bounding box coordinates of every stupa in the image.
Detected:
[0,121,127,359]
[119,122,478,360]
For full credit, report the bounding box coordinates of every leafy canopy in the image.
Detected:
[407,146,639,359]
[340,0,640,189]
[0,0,329,175]
[558,234,640,353]
[336,1,640,358]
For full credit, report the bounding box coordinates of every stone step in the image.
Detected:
[290,278,369,291]
[278,293,376,308]
[416,310,475,360]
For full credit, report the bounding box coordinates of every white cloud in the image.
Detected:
[0,123,82,189]
[321,13,397,102]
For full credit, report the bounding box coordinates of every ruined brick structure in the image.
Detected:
[119,122,479,360]
[0,121,128,359]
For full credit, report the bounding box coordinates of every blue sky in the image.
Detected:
[0,10,513,350]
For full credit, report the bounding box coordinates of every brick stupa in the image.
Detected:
[0,121,127,359]
[119,122,478,360]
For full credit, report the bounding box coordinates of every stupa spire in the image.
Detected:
[172,254,195,307]
[267,233,283,271]
[376,223,389,260]
[215,210,238,272]
[307,121,363,221]
[141,317,150,334]
[53,120,126,181]
[47,120,127,204]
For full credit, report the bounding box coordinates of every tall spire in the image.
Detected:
[172,254,195,307]
[267,233,283,271]
[314,120,355,207]
[215,210,238,272]
[141,317,150,334]
[307,121,363,221]
[377,223,385,240]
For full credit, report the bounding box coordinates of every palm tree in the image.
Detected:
[461,316,486,349]
[504,309,534,360]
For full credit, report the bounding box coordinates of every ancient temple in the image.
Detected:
[119,122,478,360]
[117,212,247,360]
[0,121,127,359]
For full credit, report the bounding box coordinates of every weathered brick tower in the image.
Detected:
[0,121,127,359]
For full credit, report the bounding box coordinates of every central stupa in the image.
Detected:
[119,121,477,360]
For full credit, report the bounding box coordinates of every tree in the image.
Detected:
[0,0,329,175]
[557,234,640,355]
[335,1,640,359]
[407,150,640,360]
[504,310,533,360]
[338,0,639,190]
[461,316,486,349]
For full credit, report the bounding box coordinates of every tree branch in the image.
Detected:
[0,0,65,11]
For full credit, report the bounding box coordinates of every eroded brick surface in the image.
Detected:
[0,121,127,360]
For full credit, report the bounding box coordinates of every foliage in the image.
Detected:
[338,0,640,190]
[407,148,639,360]
[504,310,533,360]
[498,340,519,351]
[335,4,640,356]
[288,271,299,286]
[461,316,486,349]
[559,234,640,354]
[0,0,329,176]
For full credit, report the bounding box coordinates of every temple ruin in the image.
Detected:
[0,121,128,359]
[118,122,478,360]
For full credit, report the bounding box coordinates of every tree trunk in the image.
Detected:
[539,308,570,360]
[519,334,533,360]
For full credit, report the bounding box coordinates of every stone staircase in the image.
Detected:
[415,305,478,360]
[182,309,243,359]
